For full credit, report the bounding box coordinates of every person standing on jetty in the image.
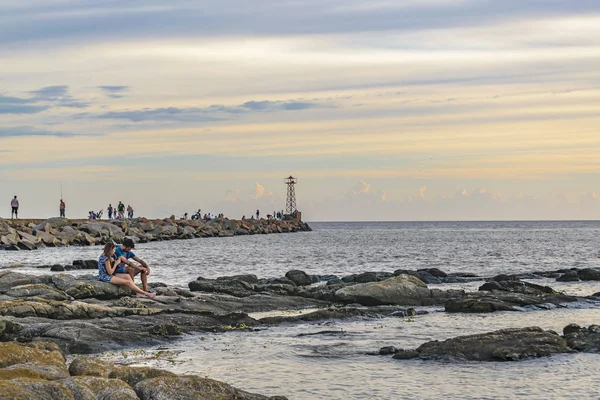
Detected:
[107,204,113,220]
[59,199,66,218]
[10,196,19,219]
[98,242,155,298]
[256,209,260,219]
[127,204,134,219]
[117,201,125,219]
[114,238,152,293]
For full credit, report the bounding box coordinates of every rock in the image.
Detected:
[378,346,398,355]
[417,268,448,278]
[285,270,312,286]
[50,265,66,272]
[392,350,420,360]
[410,327,568,361]
[109,366,177,387]
[563,324,600,352]
[0,271,39,293]
[60,376,139,399]
[5,284,72,301]
[478,280,555,296]
[413,271,442,284]
[335,274,458,306]
[557,270,580,282]
[188,277,255,297]
[445,297,518,313]
[0,341,67,372]
[133,375,284,400]
[578,269,600,281]
[0,379,74,399]
[69,357,112,378]
[64,280,132,299]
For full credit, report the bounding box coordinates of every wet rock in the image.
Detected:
[413,271,442,284]
[578,269,600,281]
[445,291,577,313]
[285,270,312,286]
[133,375,285,400]
[478,279,555,296]
[418,268,448,278]
[392,350,420,360]
[410,327,567,361]
[335,274,461,306]
[188,277,255,297]
[445,297,519,313]
[557,270,580,282]
[563,324,600,352]
[379,346,398,355]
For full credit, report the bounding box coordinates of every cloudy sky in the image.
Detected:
[1,0,599,221]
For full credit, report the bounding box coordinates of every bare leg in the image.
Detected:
[109,276,149,296]
[140,272,148,292]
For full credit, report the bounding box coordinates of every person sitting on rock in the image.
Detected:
[98,242,156,298]
[114,238,152,293]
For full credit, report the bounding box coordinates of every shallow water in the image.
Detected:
[4,221,600,399]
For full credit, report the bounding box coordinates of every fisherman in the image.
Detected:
[59,199,66,218]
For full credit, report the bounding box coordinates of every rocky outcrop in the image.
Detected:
[446,277,578,313]
[334,274,465,306]
[0,217,311,250]
[0,341,287,399]
[383,324,600,362]
[387,327,568,361]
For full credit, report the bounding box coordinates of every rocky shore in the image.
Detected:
[0,341,287,399]
[0,217,312,250]
[1,259,599,397]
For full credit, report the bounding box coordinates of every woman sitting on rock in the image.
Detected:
[98,242,156,298]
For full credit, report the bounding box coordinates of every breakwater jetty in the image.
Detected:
[0,217,312,250]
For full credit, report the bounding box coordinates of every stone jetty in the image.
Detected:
[0,217,312,250]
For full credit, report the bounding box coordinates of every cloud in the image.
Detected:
[251,182,272,199]
[98,85,129,99]
[93,99,330,122]
[225,188,241,203]
[0,126,76,138]
[29,85,69,99]
[0,104,49,114]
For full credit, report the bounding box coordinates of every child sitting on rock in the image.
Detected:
[98,242,156,298]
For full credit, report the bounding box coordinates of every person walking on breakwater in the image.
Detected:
[114,238,152,293]
[59,199,66,218]
[11,196,19,219]
[127,204,134,219]
[98,242,156,298]
[256,209,260,219]
[107,204,113,220]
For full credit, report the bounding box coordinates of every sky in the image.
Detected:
[1,0,599,221]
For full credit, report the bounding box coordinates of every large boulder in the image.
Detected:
[396,327,568,361]
[334,274,455,306]
[285,270,312,286]
[133,375,286,400]
[0,379,73,399]
[578,269,600,281]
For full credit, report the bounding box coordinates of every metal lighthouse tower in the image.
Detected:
[284,175,297,215]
